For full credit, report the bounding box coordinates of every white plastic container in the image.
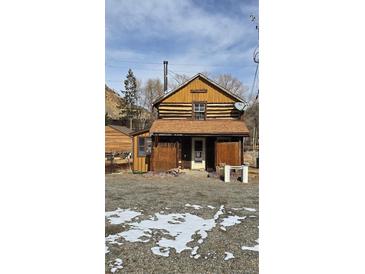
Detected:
[242,164,249,183]
[224,165,231,183]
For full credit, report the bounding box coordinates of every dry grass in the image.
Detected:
[105,170,259,274]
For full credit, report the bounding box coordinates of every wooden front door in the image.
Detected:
[191,137,206,170]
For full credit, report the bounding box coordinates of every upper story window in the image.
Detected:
[193,103,206,120]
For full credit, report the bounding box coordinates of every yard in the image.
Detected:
[105,170,259,273]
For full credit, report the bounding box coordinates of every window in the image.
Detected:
[193,103,206,120]
[137,137,152,157]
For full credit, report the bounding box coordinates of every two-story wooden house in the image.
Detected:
[132,73,249,172]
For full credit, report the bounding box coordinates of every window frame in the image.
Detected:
[192,101,206,120]
[137,136,152,157]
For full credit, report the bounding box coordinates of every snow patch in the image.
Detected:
[191,246,199,256]
[151,246,170,257]
[118,212,216,254]
[105,205,249,260]
[105,234,123,245]
[241,245,259,252]
[105,208,142,225]
[207,205,215,209]
[110,258,123,273]
[214,205,225,220]
[220,215,246,229]
[243,207,256,212]
[241,238,259,252]
[185,203,203,209]
[224,252,235,261]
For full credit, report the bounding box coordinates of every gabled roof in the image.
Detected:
[152,73,247,107]
[108,125,133,136]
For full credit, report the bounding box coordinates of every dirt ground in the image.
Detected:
[105,169,259,274]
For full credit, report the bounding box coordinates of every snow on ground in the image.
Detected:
[224,252,235,261]
[241,239,259,252]
[106,205,253,262]
[105,234,123,245]
[121,212,216,253]
[207,205,215,209]
[243,207,256,212]
[220,215,247,230]
[151,246,170,257]
[190,246,199,257]
[105,208,142,225]
[213,205,225,220]
[109,258,123,273]
[232,207,257,212]
[185,203,203,209]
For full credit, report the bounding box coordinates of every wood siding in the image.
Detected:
[105,126,132,152]
[151,142,178,172]
[158,103,192,119]
[158,102,240,119]
[215,141,241,167]
[157,77,242,120]
[132,131,150,172]
[163,77,236,103]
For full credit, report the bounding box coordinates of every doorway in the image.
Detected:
[191,137,206,170]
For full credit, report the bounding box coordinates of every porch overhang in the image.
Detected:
[150,120,250,137]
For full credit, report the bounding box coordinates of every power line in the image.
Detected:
[248,62,259,104]
[106,59,252,69]
[106,65,162,72]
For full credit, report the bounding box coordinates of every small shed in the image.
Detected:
[131,128,151,173]
[105,125,133,153]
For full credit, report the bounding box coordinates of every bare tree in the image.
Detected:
[169,72,248,101]
[168,74,190,90]
[142,78,164,118]
[215,74,248,100]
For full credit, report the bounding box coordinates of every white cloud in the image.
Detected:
[106,0,258,89]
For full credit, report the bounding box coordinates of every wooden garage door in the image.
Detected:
[215,142,241,166]
[151,143,178,171]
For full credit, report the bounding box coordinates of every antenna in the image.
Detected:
[234,102,247,112]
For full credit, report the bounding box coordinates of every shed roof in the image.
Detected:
[150,120,249,136]
[130,128,150,136]
[108,125,133,136]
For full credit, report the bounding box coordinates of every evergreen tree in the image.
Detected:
[122,69,138,106]
[120,69,139,129]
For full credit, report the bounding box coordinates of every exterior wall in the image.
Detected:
[157,77,241,120]
[163,77,236,103]
[105,126,132,153]
[132,131,150,172]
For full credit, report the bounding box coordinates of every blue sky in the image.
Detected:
[106,0,258,92]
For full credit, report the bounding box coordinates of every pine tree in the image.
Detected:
[121,69,139,129]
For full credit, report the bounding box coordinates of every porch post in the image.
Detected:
[241,136,244,165]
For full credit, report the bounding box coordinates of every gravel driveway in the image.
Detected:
[105,170,259,274]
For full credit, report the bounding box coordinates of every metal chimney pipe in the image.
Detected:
[163,60,168,93]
